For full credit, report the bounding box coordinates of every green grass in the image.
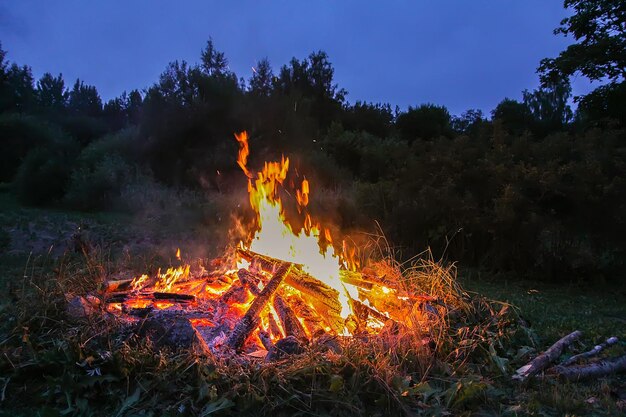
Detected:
[0,192,625,416]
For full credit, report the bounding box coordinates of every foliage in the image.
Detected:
[538,0,626,84]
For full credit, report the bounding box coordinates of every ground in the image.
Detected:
[0,189,625,416]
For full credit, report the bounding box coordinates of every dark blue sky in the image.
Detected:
[0,0,593,115]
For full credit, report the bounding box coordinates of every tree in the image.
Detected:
[249,58,274,97]
[0,62,35,113]
[491,99,534,135]
[538,0,626,85]
[523,80,573,132]
[452,109,485,135]
[69,79,102,117]
[36,72,68,111]
[395,104,452,142]
[341,101,394,138]
[200,38,229,77]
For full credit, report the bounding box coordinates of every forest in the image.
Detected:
[0,1,625,415]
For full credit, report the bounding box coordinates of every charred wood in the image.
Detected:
[226,262,292,351]
[153,292,196,302]
[237,269,263,296]
[274,295,308,341]
[259,329,273,351]
[216,282,249,304]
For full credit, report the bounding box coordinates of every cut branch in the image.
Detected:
[551,354,626,381]
[561,337,619,366]
[513,330,582,382]
[226,262,292,351]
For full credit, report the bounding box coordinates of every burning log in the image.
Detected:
[274,295,308,341]
[226,262,292,351]
[238,248,344,331]
[153,292,196,302]
[104,279,134,292]
[351,298,391,324]
[218,282,248,304]
[104,291,196,306]
[513,330,582,382]
[237,269,263,296]
[269,311,284,339]
[258,329,273,350]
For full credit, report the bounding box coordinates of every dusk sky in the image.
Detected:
[0,1,594,115]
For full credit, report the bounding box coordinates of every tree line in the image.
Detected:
[0,0,624,282]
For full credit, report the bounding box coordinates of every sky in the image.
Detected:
[0,0,595,115]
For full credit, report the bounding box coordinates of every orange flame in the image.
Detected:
[234,132,358,322]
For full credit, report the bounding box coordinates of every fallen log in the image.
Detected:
[513,330,582,382]
[274,295,308,341]
[561,337,619,366]
[226,262,292,351]
[551,354,626,381]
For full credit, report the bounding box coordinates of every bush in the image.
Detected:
[64,128,140,210]
[13,135,79,206]
[64,155,135,211]
[0,113,67,182]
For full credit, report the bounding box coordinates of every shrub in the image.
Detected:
[0,113,67,182]
[64,128,140,210]
[13,135,79,206]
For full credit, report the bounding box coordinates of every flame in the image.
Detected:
[235,132,357,321]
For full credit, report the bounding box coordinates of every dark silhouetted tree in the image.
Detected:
[36,72,68,111]
[342,101,394,138]
[249,58,274,97]
[200,38,229,77]
[523,80,573,133]
[396,104,452,142]
[538,0,626,85]
[452,109,485,135]
[69,79,102,117]
[491,98,533,135]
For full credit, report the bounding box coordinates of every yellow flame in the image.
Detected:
[234,132,357,319]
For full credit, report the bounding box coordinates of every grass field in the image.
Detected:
[1,190,625,416]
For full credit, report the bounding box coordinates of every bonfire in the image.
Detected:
[100,132,453,359]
